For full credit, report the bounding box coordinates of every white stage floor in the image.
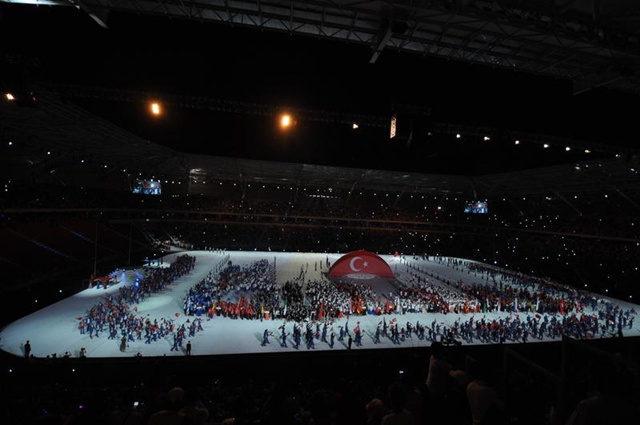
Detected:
[1,250,638,359]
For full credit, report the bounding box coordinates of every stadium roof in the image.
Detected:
[2,86,638,198]
[1,1,639,198]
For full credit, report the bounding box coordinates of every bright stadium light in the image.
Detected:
[280,113,292,128]
[149,101,163,117]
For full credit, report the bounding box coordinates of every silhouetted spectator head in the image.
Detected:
[431,341,444,357]
[167,387,185,408]
[387,381,407,414]
[366,397,390,425]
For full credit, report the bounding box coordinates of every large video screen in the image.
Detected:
[464,200,488,214]
[132,179,162,195]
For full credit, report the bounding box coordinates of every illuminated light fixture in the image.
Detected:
[352,123,359,129]
[514,140,520,145]
[280,113,294,129]
[4,93,15,101]
[483,136,490,141]
[456,133,461,139]
[543,143,550,148]
[149,101,163,116]
[584,149,591,153]
[565,146,571,151]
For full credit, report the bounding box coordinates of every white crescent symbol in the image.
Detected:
[349,256,364,272]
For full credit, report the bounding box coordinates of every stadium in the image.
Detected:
[1,2,640,425]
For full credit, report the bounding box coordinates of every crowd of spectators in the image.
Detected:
[2,178,640,323]
[5,336,638,425]
[2,178,640,425]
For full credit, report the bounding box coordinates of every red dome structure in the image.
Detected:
[328,250,394,279]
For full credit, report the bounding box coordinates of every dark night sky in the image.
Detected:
[1,3,637,174]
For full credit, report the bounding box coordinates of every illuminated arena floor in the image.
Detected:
[1,250,638,360]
